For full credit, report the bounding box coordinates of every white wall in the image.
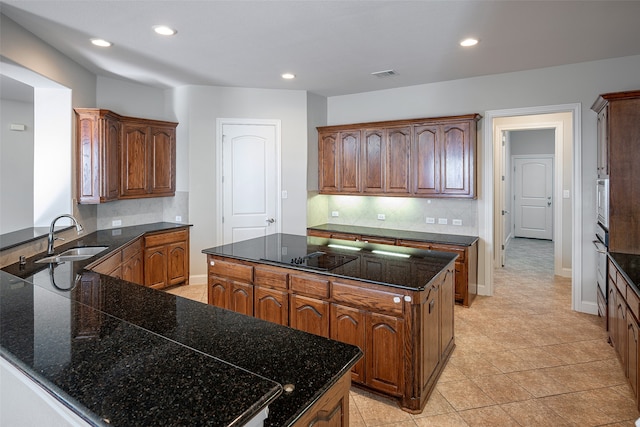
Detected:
[173,85,309,281]
[0,13,97,234]
[511,129,555,155]
[0,98,34,232]
[327,54,640,310]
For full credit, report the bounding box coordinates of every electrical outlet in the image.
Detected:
[438,218,448,225]
[452,219,462,226]
[176,216,182,222]
[281,190,288,199]
[112,219,122,227]
[426,217,435,224]
[331,211,339,217]
[377,213,386,220]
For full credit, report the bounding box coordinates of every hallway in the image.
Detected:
[169,238,640,426]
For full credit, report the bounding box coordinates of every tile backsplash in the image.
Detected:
[308,193,478,236]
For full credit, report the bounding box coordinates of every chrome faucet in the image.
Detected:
[47,214,84,255]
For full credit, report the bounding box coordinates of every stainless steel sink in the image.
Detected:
[35,246,109,264]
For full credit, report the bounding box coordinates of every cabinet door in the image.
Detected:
[367,312,404,396]
[617,289,628,371]
[597,105,609,178]
[413,124,439,195]
[121,123,149,197]
[385,126,411,194]
[441,121,473,196]
[422,285,440,388]
[319,131,339,192]
[208,275,230,309]
[167,241,188,286]
[149,126,176,195]
[440,269,455,355]
[254,286,289,326]
[608,282,617,347]
[331,304,366,384]
[362,129,385,193]
[628,313,639,398]
[122,251,144,285]
[339,131,360,193]
[454,262,466,303]
[145,246,168,289]
[102,115,121,201]
[290,294,330,338]
[230,281,254,316]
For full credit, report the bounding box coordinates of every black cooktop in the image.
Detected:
[262,251,358,271]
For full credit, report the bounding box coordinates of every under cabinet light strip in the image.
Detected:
[371,250,410,258]
[327,244,361,251]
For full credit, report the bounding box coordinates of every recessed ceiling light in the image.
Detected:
[460,38,479,47]
[281,73,296,80]
[91,38,112,47]
[153,25,177,36]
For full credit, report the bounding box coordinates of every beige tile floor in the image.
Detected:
[168,238,640,426]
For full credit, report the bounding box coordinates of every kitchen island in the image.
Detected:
[1,223,362,426]
[203,233,458,413]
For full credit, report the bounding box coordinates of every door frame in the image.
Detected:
[215,118,282,246]
[480,103,586,313]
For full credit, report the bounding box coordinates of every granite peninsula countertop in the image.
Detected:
[1,223,362,426]
[307,223,479,247]
[203,233,458,292]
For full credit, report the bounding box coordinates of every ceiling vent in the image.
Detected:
[371,69,397,78]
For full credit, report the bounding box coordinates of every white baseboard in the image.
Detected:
[576,300,598,315]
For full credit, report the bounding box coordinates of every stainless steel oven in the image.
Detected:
[597,178,609,229]
[594,222,609,324]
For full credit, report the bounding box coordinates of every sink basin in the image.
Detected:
[35,246,109,264]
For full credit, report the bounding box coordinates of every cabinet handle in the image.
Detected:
[404,295,412,302]
[393,296,401,304]
[210,261,215,266]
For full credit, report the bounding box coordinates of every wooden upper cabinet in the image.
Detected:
[318,114,479,198]
[385,126,411,194]
[75,108,177,203]
[413,125,439,196]
[121,122,150,198]
[362,129,385,193]
[75,109,121,203]
[318,130,360,193]
[441,121,474,196]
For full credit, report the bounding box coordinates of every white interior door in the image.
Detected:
[222,123,279,244]
[513,156,553,240]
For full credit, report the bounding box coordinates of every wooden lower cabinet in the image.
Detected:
[290,294,330,338]
[144,229,189,289]
[206,253,455,413]
[254,286,289,326]
[608,257,640,410]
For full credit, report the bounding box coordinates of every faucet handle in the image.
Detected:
[55,237,65,242]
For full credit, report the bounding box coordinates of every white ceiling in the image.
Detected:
[2,1,640,97]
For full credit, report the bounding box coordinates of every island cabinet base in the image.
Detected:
[206,253,456,414]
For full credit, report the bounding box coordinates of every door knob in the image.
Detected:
[547,202,552,207]
[266,218,275,224]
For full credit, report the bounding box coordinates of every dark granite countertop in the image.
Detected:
[203,233,458,292]
[1,223,362,427]
[609,252,640,293]
[0,225,73,251]
[308,223,479,247]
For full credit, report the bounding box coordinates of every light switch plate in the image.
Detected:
[426,217,435,224]
[175,216,182,222]
[377,214,385,220]
[452,219,462,226]
[438,218,448,225]
[331,211,339,217]
[112,219,122,227]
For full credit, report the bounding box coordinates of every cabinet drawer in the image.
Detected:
[208,257,253,283]
[121,238,142,261]
[627,284,640,321]
[290,273,330,298]
[332,280,404,316]
[608,260,617,283]
[307,229,332,238]
[254,265,289,290]
[397,240,431,250]
[359,235,396,245]
[144,229,188,247]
